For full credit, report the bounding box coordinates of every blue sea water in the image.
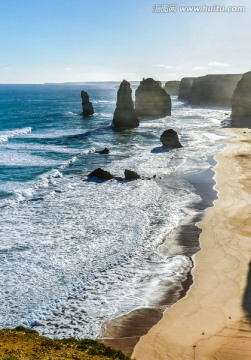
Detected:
[0,83,229,338]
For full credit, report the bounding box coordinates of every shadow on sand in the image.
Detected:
[243,260,251,319]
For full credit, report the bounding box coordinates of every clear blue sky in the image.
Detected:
[0,0,250,83]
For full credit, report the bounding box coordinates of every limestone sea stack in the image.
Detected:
[160,129,183,148]
[178,77,195,100]
[113,80,139,130]
[81,91,94,116]
[232,71,251,119]
[135,78,171,117]
[190,74,242,107]
[164,80,180,96]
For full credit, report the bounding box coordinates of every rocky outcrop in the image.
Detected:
[232,72,251,120]
[135,78,171,117]
[160,129,183,148]
[124,169,141,181]
[165,81,180,96]
[113,80,139,130]
[81,91,94,116]
[190,74,242,107]
[87,167,157,182]
[95,148,109,155]
[87,168,115,181]
[178,78,195,100]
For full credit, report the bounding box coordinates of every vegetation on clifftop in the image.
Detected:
[0,326,131,360]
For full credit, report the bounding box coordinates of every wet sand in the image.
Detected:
[133,128,251,359]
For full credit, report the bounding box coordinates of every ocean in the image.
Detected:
[0,83,229,339]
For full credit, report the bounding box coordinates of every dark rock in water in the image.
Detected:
[95,148,109,155]
[164,81,181,96]
[124,169,141,181]
[81,90,94,116]
[178,78,195,100]
[160,129,183,148]
[88,168,115,181]
[31,320,44,327]
[135,78,171,117]
[232,72,251,123]
[190,74,242,107]
[113,80,139,130]
[29,197,44,202]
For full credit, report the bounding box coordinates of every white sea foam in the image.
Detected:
[59,156,78,169]
[93,113,112,118]
[40,255,192,339]
[0,127,32,143]
[14,128,86,140]
[0,149,61,167]
[0,168,65,208]
[92,100,115,104]
[0,175,197,337]
[64,111,79,116]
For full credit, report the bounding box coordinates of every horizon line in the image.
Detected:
[0,72,245,86]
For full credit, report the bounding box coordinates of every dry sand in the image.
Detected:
[133,128,251,360]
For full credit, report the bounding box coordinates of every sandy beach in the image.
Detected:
[133,128,251,360]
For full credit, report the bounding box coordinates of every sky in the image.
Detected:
[0,0,250,83]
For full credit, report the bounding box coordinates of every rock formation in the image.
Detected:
[87,168,115,181]
[135,78,171,117]
[95,148,109,155]
[164,81,180,96]
[124,169,141,181]
[113,80,139,130]
[178,78,195,100]
[81,91,94,116]
[232,72,251,120]
[190,74,242,107]
[160,129,183,148]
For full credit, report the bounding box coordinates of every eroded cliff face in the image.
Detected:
[178,77,195,100]
[190,74,242,107]
[135,78,171,117]
[164,81,180,96]
[113,80,139,130]
[81,91,94,116]
[232,71,251,119]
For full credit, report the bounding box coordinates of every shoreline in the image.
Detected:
[101,163,217,356]
[133,127,251,359]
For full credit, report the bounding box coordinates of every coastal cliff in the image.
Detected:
[0,327,130,360]
[135,78,171,117]
[113,80,139,130]
[232,71,251,120]
[164,80,180,96]
[178,77,195,100]
[190,74,242,107]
